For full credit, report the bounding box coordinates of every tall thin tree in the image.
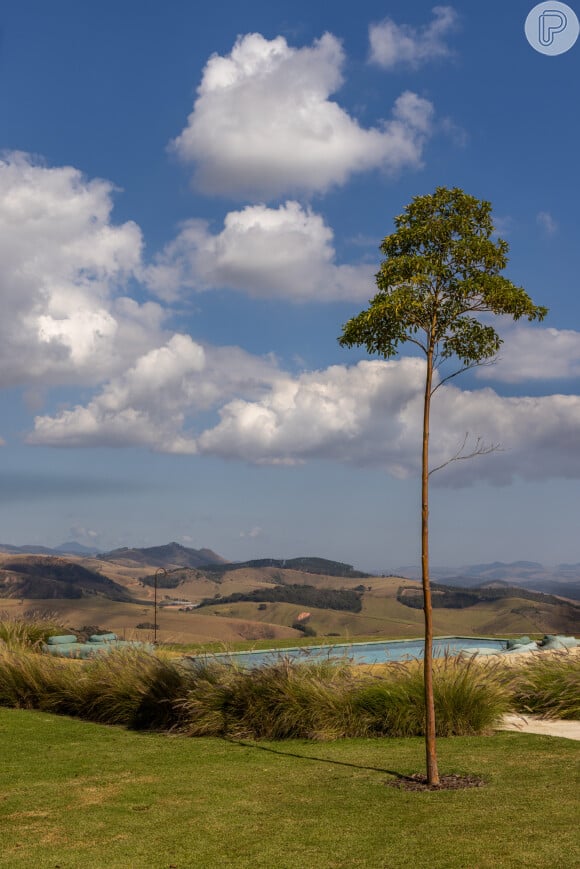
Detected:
[339,188,547,784]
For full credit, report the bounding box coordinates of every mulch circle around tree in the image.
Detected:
[385,773,486,792]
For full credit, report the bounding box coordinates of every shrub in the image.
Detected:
[351,654,510,738]
[179,653,510,740]
[504,651,580,719]
[292,622,316,637]
[0,646,78,710]
[0,612,65,650]
[74,649,195,730]
[0,632,559,738]
[180,657,358,739]
[0,642,195,730]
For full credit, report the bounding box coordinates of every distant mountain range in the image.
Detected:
[98,542,227,569]
[1,542,579,601]
[396,561,580,601]
[0,541,100,556]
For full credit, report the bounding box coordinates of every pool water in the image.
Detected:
[188,636,507,669]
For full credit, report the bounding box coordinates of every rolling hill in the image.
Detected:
[397,561,580,601]
[201,557,370,579]
[0,544,578,644]
[0,556,133,602]
[98,542,227,569]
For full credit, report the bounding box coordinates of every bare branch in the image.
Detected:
[429,433,502,476]
[431,355,498,393]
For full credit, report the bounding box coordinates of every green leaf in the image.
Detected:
[339,187,548,363]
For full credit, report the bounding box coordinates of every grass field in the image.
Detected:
[1,708,579,869]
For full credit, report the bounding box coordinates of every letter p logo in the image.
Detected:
[526,2,579,54]
[539,9,567,44]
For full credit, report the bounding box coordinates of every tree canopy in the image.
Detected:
[339,187,548,368]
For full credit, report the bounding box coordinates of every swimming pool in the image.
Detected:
[186,636,507,669]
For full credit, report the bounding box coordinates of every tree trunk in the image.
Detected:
[422,345,439,785]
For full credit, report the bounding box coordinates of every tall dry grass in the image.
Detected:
[1,614,575,738]
[180,657,359,739]
[179,652,511,739]
[503,651,580,719]
[0,611,64,650]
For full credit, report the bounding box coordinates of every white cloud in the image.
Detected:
[29,335,206,453]
[170,32,434,199]
[0,152,165,389]
[197,359,580,486]
[28,335,282,453]
[27,351,580,486]
[369,6,459,69]
[198,358,426,470]
[476,326,580,383]
[68,525,101,545]
[145,202,375,302]
[537,211,558,236]
[240,526,263,539]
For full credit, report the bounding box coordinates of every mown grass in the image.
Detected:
[1,707,579,869]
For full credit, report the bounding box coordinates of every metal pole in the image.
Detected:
[154,568,167,645]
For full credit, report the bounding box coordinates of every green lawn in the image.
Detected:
[1,709,578,869]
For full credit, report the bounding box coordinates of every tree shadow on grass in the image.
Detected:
[223,737,415,782]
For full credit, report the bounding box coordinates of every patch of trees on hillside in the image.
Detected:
[203,557,370,579]
[198,584,363,613]
[397,583,580,611]
[0,558,132,601]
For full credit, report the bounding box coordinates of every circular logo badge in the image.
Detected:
[525,2,579,54]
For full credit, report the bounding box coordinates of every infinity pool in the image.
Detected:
[187,636,507,669]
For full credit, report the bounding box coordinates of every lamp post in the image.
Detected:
[153,568,167,645]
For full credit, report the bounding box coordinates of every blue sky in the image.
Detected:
[0,0,579,570]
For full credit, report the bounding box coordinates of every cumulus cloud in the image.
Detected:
[28,335,205,452]
[28,335,282,453]
[0,152,166,389]
[197,359,580,486]
[476,326,580,383]
[369,6,459,69]
[27,351,580,486]
[145,202,375,302]
[198,358,426,469]
[170,32,435,199]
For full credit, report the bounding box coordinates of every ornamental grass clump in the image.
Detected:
[0,612,64,650]
[430,653,511,735]
[180,652,511,740]
[0,642,194,730]
[0,646,78,710]
[75,648,196,730]
[506,651,580,719]
[180,656,359,739]
[351,653,511,738]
